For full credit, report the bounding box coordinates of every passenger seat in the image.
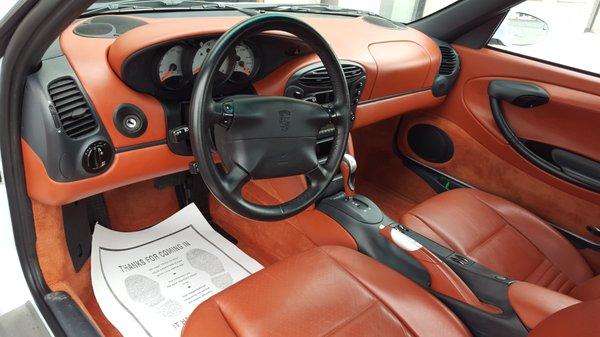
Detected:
[400,188,599,301]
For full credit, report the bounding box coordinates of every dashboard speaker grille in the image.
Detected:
[439,46,458,75]
[48,77,98,139]
[299,64,364,88]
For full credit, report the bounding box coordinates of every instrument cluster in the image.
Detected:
[157,38,260,91]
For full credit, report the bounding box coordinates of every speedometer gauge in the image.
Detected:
[192,39,232,76]
[158,45,186,89]
[234,43,256,76]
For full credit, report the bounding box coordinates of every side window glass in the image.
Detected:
[489,0,600,74]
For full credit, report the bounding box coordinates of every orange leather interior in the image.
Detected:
[21,15,446,207]
[353,118,437,219]
[182,246,471,337]
[400,188,598,300]
[208,135,358,265]
[61,23,168,150]
[379,226,500,314]
[394,46,600,275]
[528,299,600,337]
[22,140,191,205]
[463,78,600,162]
[211,176,357,266]
[397,113,600,249]
[353,90,443,129]
[106,16,441,102]
[508,281,580,330]
[409,45,600,206]
[367,41,435,98]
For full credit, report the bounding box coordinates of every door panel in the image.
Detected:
[396,45,600,270]
[463,78,600,163]
[411,45,600,204]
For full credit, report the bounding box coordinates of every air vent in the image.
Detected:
[48,77,98,138]
[439,46,458,75]
[299,64,364,88]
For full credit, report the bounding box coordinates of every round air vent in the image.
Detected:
[407,124,454,163]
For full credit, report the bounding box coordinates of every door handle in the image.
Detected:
[488,80,549,108]
[488,80,600,193]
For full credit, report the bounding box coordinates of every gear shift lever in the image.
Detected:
[341,153,357,196]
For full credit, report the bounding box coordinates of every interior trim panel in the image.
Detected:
[21,13,451,205]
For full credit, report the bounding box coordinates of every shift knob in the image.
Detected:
[341,153,357,196]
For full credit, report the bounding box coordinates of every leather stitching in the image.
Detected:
[527,259,552,285]
[317,247,415,337]
[406,212,458,252]
[213,299,241,337]
[322,300,380,337]
[467,224,510,256]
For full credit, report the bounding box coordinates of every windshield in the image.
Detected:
[90,0,462,23]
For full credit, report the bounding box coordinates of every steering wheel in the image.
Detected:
[189,14,351,221]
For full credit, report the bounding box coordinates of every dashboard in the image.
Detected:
[21,12,460,206]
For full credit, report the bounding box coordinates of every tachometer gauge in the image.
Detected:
[234,43,256,77]
[192,39,232,77]
[158,45,186,89]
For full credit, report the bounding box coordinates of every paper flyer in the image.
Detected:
[91,203,263,337]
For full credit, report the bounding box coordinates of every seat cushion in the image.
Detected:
[529,299,600,337]
[400,188,596,300]
[182,246,470,337]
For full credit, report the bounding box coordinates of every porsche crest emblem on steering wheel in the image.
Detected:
[278,110,291,132]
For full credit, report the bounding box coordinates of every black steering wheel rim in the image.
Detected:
[189,13,351,221]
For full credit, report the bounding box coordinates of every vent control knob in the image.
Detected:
[82,141,113,174]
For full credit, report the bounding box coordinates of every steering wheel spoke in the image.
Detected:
[220,163,250,195]
[306,164,328,188]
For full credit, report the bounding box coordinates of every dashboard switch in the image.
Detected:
[169,125,190,144]
[82,141,113,174]
[219,103,234,129]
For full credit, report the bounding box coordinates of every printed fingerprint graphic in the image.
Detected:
[186,248,233,289]
[124,274,182,317]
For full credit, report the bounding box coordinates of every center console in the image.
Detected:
[317,156,533,337]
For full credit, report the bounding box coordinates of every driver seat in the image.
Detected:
[182,246,470,337]
[181,246,600,337]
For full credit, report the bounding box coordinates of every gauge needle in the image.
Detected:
[160,69,174,82]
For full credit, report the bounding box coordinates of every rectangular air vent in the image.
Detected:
[439,46,458,76]
[299,64,364,88]
[48,77,98,138]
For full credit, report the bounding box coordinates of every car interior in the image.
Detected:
[1,0,599,336]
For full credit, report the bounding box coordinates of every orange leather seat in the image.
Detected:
[182,246,471,337]
[527,299,600,337]
[401,188,599,301]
